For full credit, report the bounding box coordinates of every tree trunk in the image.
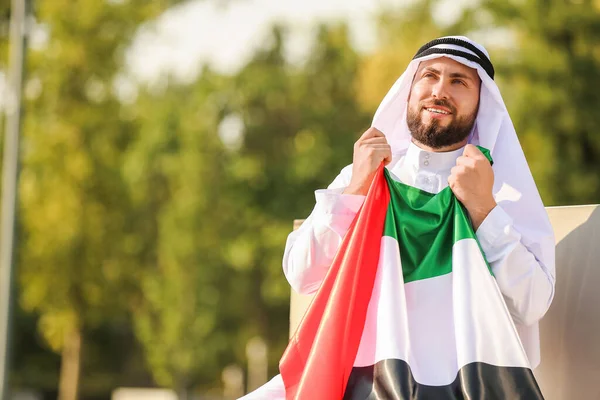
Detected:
[58,327,82,400]
[177,377,189,400]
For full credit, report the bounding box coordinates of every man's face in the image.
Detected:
[407,57,481,149]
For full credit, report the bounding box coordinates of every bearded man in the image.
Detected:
[241,36,555,400]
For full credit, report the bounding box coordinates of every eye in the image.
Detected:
[423,72,436,78]
[452,79,466,86]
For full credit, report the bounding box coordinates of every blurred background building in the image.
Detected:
[0,0,599,398]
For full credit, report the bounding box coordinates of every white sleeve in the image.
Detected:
[282,165,365,295]
[476,205,556,326]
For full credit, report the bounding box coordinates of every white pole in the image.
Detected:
[222,365,244,399]
[0,0,28,398]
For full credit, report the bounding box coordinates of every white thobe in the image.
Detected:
[283,143,554,328]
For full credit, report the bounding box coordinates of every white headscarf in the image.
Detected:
[371,36,556,368]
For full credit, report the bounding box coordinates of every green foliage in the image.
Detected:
[123,74,231,389]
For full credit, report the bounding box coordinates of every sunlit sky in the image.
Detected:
[126,0,471,84]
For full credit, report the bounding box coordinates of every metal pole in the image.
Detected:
[0,0,28,398]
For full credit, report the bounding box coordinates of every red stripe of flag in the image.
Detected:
[280,165,391,400]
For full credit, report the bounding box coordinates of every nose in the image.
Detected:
[431,79,449,100]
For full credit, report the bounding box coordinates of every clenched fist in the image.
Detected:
[448,144,497,230]
[343,127,392,196]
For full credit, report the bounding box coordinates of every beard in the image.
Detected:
[407,99,478,149]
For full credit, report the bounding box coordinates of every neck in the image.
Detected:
[411,138,468,153]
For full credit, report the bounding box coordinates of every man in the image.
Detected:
[242,36,555,399]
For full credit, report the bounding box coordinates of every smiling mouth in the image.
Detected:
[423,107,452,115]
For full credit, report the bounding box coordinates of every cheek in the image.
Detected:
[456,92,479,117]
[410,82,429,100]
[408,84,427,110]
[407,95,419,113]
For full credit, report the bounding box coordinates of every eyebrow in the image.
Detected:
[423,67,475,82]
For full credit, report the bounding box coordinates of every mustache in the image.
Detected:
[421,99,456,114]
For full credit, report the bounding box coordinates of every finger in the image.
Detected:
[383,148,392,166]
[358,144,390,154]
[366,147,392,158]
[364,144,392,150]
[463,144,485,159]
[365,148,392,166]
[448,173,456,188]
[359,127,385,140]
[455,155,477,168]
[361,137,389,145]
[450,165,466,176]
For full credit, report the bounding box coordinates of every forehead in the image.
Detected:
[416,57,479,79]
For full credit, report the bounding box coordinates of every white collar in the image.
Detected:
[404,141,464,173]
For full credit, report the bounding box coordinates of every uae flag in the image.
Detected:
[279,151,544,399]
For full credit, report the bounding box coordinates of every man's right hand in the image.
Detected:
[343,127,392,196]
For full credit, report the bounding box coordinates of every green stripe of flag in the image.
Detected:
[382,146,493,283]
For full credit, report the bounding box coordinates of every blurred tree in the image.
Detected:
[123,23,371,393]
[122,72,232,396]
[17,1,186,399]
[460,0,600,205]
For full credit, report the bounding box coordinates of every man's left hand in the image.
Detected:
[448,144,497,231]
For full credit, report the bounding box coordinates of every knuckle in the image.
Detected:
[370,127,383,136]
[365,127,378,138]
